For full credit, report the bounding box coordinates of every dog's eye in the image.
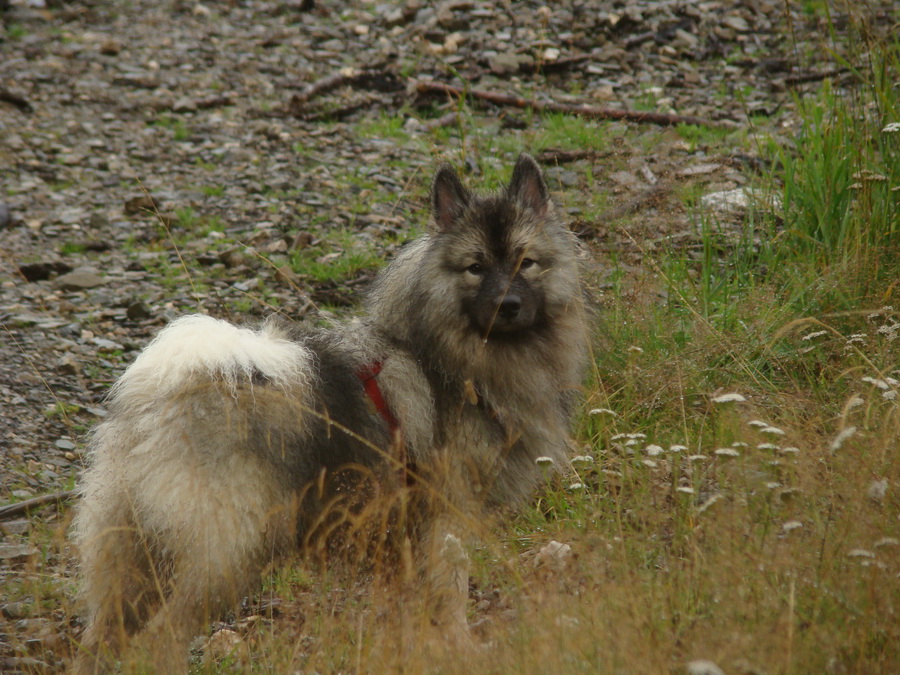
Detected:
[466,263,484,275]
[519,258,536,270]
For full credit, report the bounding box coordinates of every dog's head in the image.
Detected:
[429,153,577,339]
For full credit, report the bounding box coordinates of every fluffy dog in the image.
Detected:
[72,153,588,671]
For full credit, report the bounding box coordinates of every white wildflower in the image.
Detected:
[829,426,857,452]
[781,446,801,454]
[697,493,723,514]
[802,330,828,341]
[732,441,749,448]
[624,439,640,447]
[676,486,695,494]
[861,376,891,390]
[874,537,899,548]
[847,549,875,558]
[611,432,628,441]
[687,454,707,462]
[645,444,664,456]
[535,456,555,466]
[571,455,594,465]
[588,407,617,416]
[760,425,786,436]
[766,481,782,490]
[846,396,865,410]
[782,520,803,533]
[714,447,740,457]
[712,392,746,403]
[747,420,769,428]
[627,432,647,439]
[882,122,900,133]
[884,390,897,401]
[669,444,687,452]
[686,659,726,675]
[757,443,780,451]
[628,345,644,353]
[567,482,584,491]
[867,479,888,502]
[642,459,658,468]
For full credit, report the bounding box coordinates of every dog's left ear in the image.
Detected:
[431,163,471,233]
[508,153,549,217]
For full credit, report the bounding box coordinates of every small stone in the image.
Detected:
[0,544,39,563]
[55,267,107,290]
[17,261,72,282]
[55,438,77,451]
[0,202,10,228]
[126,300,152,321]
[124,195,158,215]
[99,38,122,55]
[535,540,572,571]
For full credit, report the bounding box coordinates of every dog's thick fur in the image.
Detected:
[72,154,588,671]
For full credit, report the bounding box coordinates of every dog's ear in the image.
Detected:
[431,163,471,232]
[508,153,549,217]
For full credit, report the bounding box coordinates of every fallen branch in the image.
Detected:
[288,67,402,115]
[415,80,726,128]
[0,490,76,520]
[535,148,610,164]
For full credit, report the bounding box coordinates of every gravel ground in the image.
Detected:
[0,0,895,669]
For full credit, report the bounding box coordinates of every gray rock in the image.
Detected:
[54,267,107,290]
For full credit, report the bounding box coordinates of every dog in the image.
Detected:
[72,153,588,671]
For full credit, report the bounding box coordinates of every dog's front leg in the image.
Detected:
[426,522,471,640]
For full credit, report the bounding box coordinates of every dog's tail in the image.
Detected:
[107,314,314,410]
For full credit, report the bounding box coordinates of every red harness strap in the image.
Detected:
[358,362,414,485]
[357,361,400,435]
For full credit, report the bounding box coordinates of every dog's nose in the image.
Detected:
[497,294,522,320]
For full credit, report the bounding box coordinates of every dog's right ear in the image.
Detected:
[431,164,471,233]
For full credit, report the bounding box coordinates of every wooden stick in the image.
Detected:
[0,490,76,520]
[415,80,726,128]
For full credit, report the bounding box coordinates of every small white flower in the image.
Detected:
[676,486,695,494]
[732,441,749,448]
[868,479,888,502]
[829,426,857,452]
[687,454,707,462]
[535,456,555,466]
[624,439,640,447]
[567,482,584,491]
[847,549,875,558]
[697,493,723,514]
[760,425,786,436]
[627,432,647,440]
[712,393,746,403]
[802,330,828,341]
[571,455,594,465]
[714,448,740,457]
[781,446,800,454]
[645,444,664,456]
[874,537,899,548]
[757,443,780,450]
[747,420,769,428]
[847,396,865,410]
[642,459,658,468]
[862,376,891,390]
[669,444,687,452]
[882,122,900,133]
[782,520,803,532]
[628,345,644,353]
[588,407,617,416]
[611,433,628,441]
[766,481,782,489]
[883,390,897,400]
